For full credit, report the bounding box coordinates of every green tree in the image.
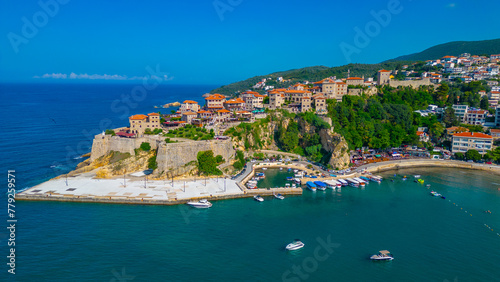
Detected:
[148,155,157,170]
[434,83,449,106]
[105,129,116,136]
[454,152,464,160]
[215,155,224,164]
[197,150,222,175]
[465,149,481,161]
[140,142,151,151]
[442,107,459,127]
[480,95,489,110]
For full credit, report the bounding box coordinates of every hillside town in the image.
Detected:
[112,53,500,164]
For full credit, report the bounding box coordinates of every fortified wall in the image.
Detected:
[389,77,434,89]
[90,134,161,161]
[90,134,235,174]
[156,139,235,172]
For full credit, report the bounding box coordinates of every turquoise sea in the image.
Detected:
[2,84,500,281]
[9,167,500,281]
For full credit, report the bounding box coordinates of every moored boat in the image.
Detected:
[254,195,264,202]
[346,178,359,187]
[314,181,327,191]
[306,181,317,191]
[338,179,348,186]
[370,175,383,183]
[353,177,366,187]
[274,193,285,200]
[186,199,212,208]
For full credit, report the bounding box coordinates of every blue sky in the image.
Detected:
[1,0,499,85]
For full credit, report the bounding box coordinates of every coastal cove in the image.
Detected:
[13,167,500,281]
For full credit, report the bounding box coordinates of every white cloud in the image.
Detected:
[34,72,172,81]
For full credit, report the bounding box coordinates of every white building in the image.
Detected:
[452,132,493,155]
[452,105,469,122]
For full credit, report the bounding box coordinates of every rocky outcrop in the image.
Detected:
[319,129,350,170]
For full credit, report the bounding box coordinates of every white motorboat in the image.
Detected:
[254,195,264,202]
[293,169,299,173]
[274,193,285,200]
[286,239,305,250]
[414,175,421,178]
[186,199,212,208]
[370,250,394,261]
[280,167,283,170]
[292,183,297,188]
[262,167,267,170]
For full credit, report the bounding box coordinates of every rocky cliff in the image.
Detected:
[319,130,350,170]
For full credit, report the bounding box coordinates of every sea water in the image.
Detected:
[2,83,500,281]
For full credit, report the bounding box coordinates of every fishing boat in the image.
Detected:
[314,181,327,191]
[324,180,337,189]
[338,179,348,186]
[293,178,302,184]
[370,250,394,261]
[186,199,212,208]
[286,176,294,181]
[254,195,264,202]
[346,178,360,187]
[353,178,366,187]
[370,176,383,183]
[360,176,371,182]
[286,239,305,251]
[306,181,317,191]
[274,193,285,200]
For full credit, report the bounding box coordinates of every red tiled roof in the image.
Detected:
[217,109,230,113]
[378,69,391,72]
[183,100,198,104]
[205,94,226,100]
[453,132,492,138]
[148,113,160,116]
[347,77,363,80]
[129,114,148,120]
[182,111,197,116]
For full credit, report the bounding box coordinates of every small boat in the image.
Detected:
[286,176,294,181]
[346,178,359,187]
[414,175,421,178]
[370,250,394,261]
[293,178,301,184]
[441,196,446,199]
[294,169,299,173]
[354,177,366,187]
[324,180,336,189]
[285,183,291,188]
[360,176,371,182]
[274,193,285,200]
[370,176,383,183]
[286,239,305,251]
[292,183,297,188]
[314,181,327,191]
[426,184,431,187]
[418,179,424,184]
[338,179,348,186]
[262,167,267,170]
[288,168,292,172]
[186,199,212,208]
[306,181,317,191]
[402,176,407,181]
[254,195,264,202]
[310,175,318,179]
[280,167,283,170]
[430,191,442,197]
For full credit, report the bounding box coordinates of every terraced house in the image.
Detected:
[205,94,226,111]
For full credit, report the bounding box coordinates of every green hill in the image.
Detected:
[387,38,500,62]
[210,62,412,96]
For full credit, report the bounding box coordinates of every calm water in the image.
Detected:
[2,84,500,281]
